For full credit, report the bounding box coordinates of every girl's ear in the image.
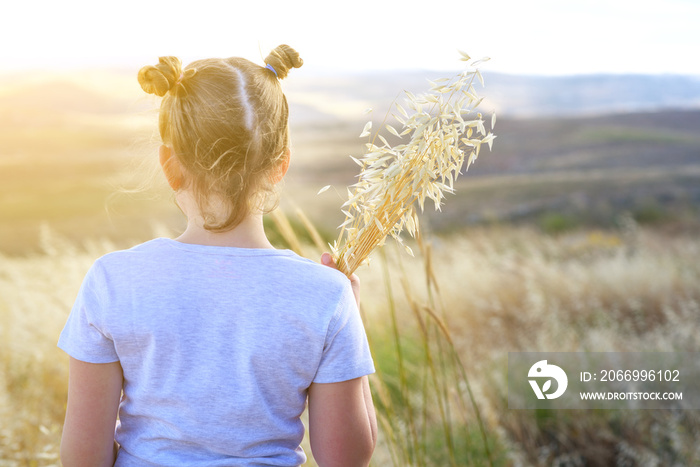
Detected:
[271,148,291,184]
[159,145,184,191]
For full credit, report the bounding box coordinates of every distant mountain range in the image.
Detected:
[1,69,697,122]
[483,73,700,117]
[286,71,700,122]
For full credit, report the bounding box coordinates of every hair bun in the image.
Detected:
[138,56,183,97]
[264,45,303,80]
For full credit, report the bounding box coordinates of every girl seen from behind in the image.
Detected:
[58,45,377,467]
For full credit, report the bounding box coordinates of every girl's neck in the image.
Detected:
[176,214,274,249]
[174,192,275,249]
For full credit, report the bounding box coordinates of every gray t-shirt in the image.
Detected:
[58,238,375,466]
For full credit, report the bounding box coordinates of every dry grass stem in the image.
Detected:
[269,208,303,255]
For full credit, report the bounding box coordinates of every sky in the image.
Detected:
[2,0,699,76]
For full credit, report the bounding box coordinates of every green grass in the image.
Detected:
[539,212,579,233]
[580,127,700,145]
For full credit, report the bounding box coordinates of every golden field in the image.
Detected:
[1,69,700,466]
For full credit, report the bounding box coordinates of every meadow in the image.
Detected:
[1,69,699,466]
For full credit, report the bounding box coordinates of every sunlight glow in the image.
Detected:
[3,0,699,75]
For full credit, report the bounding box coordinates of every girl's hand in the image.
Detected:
[321,253,360,309]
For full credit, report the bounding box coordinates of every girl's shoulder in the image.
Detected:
[91,238,169,266]
[92,238,350,288]
[278,252,350,287]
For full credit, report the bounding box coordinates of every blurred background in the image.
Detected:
[1,0,699,251]
[1,0,699,465]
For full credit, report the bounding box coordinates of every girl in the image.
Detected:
[58,45,377,467]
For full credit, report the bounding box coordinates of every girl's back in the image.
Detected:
[60,238,372,465]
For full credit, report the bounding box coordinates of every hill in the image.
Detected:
[288,109,700,234]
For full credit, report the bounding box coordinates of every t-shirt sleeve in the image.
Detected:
[57,262,119,363]
[313,281,375,383]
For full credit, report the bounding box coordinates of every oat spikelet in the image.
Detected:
[332,53,496,276]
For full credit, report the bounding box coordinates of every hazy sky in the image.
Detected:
[3,0,699,76]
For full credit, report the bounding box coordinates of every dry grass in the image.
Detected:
[3,220,699,465]
[0,228,116,466]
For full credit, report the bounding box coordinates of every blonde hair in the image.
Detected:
[137,45,303,232]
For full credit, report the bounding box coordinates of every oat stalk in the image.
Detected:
[331,51,496,276]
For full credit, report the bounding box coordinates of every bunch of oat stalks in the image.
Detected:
[330,52,496,276]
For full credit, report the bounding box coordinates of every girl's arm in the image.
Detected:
[308,376,377,467]
[61,357,123,467]
[315,254,377,466]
